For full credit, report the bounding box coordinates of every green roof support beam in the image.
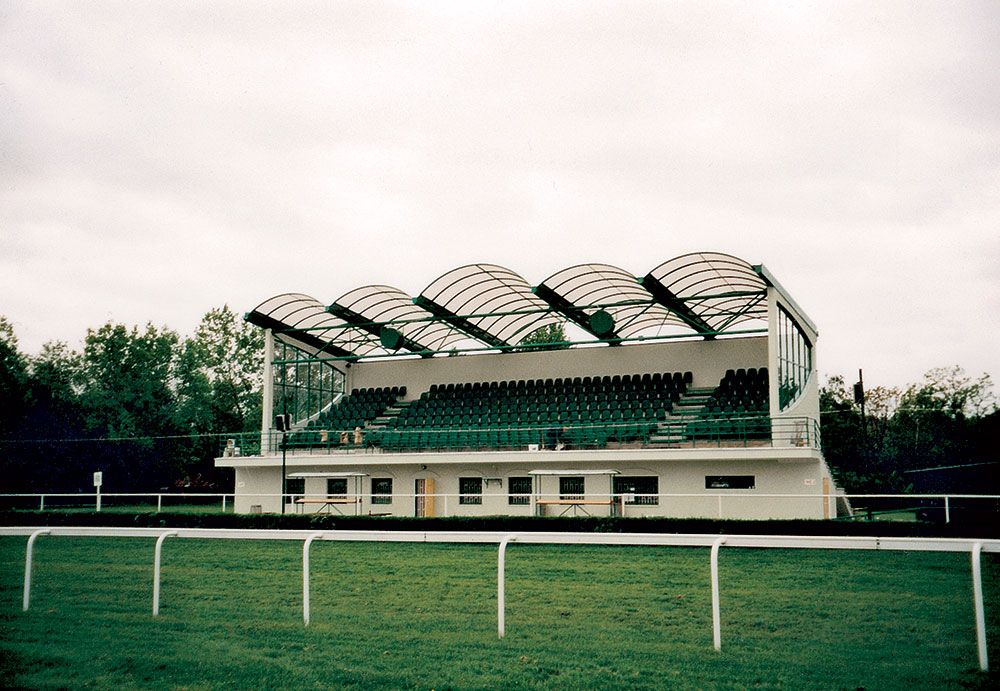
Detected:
[532,283,621,344]
[411,295,510,349]
[639,274,716,338]
[326,303,432,355]
[244,311,358,360]
[753,264,819,336]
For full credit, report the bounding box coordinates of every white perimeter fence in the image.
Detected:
[3,492,999,521]
[3,526,997,672]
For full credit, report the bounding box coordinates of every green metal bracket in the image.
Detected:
[245,311,358,360]
[638,275,716,339]
[412,295,509,349]
[326,302,432,356]
[533,284,620,344]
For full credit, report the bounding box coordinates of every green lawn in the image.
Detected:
[1,536,997,689]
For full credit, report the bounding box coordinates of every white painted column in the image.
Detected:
[260,328,274,455]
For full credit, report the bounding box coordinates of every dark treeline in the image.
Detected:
[0,307,261,493]
[1,308,997,495]
[821,367,998,492]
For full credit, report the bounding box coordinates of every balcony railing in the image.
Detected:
[220,416,821,458]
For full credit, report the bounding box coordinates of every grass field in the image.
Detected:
[1,536,997,689]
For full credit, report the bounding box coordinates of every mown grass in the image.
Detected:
[1,536,997,689]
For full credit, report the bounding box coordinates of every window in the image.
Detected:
[613,476,659,505]
[560,476,584,500]
[459,477,483,505]
[326,478,347,497]
[372,478,392,504]
[285,478,305,501]
[777,305,812,410]
[508,476,531,505]
[705,475,755,490]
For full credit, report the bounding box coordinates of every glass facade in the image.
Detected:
[273,341,345,425]
[777,305,812,410]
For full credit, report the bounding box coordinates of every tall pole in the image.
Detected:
[855,369,867,466]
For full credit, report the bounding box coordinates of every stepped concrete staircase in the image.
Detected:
[649,386,716,447]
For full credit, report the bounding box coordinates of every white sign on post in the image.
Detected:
[93,472,103,487]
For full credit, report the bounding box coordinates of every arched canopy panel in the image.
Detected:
[246,252,802,360]
[537,263,690,342]
[329,285,469,355]
[643,252,769,334]
[415,264,562,347]
[247,293,383,359]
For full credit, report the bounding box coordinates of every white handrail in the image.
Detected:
[152,531,177,616]
[7,526,997,670]
[497,534,517,638]
[972,542,989,672]
[21,528,50,611]
[302,532,323,626]
[711,537,726,650]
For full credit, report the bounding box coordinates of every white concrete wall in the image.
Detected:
[347,337,768,399]
[231,451,831,519]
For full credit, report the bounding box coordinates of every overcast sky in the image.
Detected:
[2,1,998,388]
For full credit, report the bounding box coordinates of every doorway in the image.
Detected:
[414,478,436,517]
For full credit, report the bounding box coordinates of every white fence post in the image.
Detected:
[39,495,45,511]
[222,495,227,513]
[157,495,162,512]
[498,534,517,638]
[303,533,323,626]
[152,531,177,616]
[711,537,726,651]
[945,496,950,524]
[22,529,51,611]
[971,542,989,672]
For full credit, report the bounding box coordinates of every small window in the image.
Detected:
[613,476,659,505]
[706,475,755,490]
[508,476,531,505]
[327,478,347,497]
[459,477,483,505]
[285,478,305,501]
[372,478,393,504]
[560,476,584,500]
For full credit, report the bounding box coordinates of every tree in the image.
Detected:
[173,306,263,486]
[518,323,568,351]
[0,317,29,440]
[821,367,996,493]
[188,305,263,432]
[77,322,181,490]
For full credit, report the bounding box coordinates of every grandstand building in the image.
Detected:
[217,252,840,519]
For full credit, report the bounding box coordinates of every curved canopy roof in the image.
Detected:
[246,252,788,361]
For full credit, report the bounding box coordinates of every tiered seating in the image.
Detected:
[374,372,691,452]
[288,387,404,447]
[685,368,770,441]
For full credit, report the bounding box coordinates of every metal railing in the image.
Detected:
[225,416,821,457]
[2,492,998,523]
[4,526,996,671]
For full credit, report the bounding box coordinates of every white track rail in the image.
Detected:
[4,527,997,671]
